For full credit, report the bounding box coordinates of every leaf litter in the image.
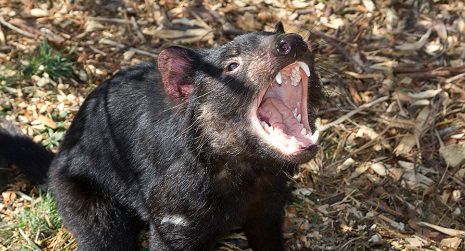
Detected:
[0,0,464,250]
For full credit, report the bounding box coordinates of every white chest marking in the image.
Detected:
[161,215,189,227]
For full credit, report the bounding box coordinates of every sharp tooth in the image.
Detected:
[309,130,320,144]
[275,72,282,85]
[296,114,301,122]
[261,121,267,128]
[298,61,310,77]
[301,128,306,135]
[293,108,298,117]
[290,136,297,143]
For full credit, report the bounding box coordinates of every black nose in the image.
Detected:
[275,34,308,57]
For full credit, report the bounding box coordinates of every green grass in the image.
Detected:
[0,72,19,87]
[0,64,20,90]
[0,192,63,250]
[23,40,74,82]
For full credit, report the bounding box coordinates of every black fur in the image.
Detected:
[0,122,53,187]
[0,28,322,251]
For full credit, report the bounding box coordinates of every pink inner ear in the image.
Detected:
[158,48,193,102]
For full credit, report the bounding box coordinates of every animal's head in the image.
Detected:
[157,23,322,165]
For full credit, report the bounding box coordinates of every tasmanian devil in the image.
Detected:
[0,22,322,251]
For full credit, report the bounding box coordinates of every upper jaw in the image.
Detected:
[250,60,320,160]
[274,61,310,86]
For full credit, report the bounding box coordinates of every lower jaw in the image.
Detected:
[286,144,318,164]
[249,124,317,163]
[260,144,319,165]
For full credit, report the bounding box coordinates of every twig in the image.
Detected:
[0,17,65,44]
[131,16,146,43]
[88,16,149,25]
[0,17,35,38]
[394,66,465,78]
[16,191,33,201]
[364,199,405,219]
[337,236,364,250]
[99,38,157,58]
[318,96,389,132]
[393,66,465,74]
[18,229,41,251]
[418,221,465,237]
[0,22,6,45]
[309,30,368,73]
[445,72,465,83]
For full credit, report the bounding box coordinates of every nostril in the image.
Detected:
[277,41,292,55]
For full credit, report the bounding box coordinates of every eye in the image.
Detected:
[226,62,239,72]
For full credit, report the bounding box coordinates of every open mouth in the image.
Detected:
[251,61,319,156]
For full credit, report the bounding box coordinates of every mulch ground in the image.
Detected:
[1,0,464,250]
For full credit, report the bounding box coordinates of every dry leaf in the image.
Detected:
[336,158,355,173]
[362,0,376,12]
[30,8,48,17]
[405,236,428,247]
[36,115,57,129]
[396,29,432,51]
[348,163,369,180]
[85,20,105,33]
[394,134,416,156]
[440,237,462,250]
[407,89,441,99]
[440,143,465,168]
[370,163,386,176]
[433,20,448,41]
[150,28,213,44]
[414,106,432,144]
[2,191,16,205]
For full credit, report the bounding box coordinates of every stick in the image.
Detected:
[88,16,148,25]
[0,17,36,38]
[99,38,157,58]
[131,16,146,43]
[18,229,41,250]
[0,22,5,45]
[318,96,389,132]
[418,221,465,237]
[309,30,369,73]
[393,66,465,74]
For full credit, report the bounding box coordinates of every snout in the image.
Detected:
[274,34,308,58]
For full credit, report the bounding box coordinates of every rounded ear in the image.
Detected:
[157,46,197,102]
[274,22,285,33]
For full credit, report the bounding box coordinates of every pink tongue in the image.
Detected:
[258,98,301,135]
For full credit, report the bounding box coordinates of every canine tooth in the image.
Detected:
[275,72,282,85]
[300,128,306,135]
[298,61,310,77]
[296,114,301,122]
[293,108,298,117]
[261,121,267,128]
[309,130,320,144]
